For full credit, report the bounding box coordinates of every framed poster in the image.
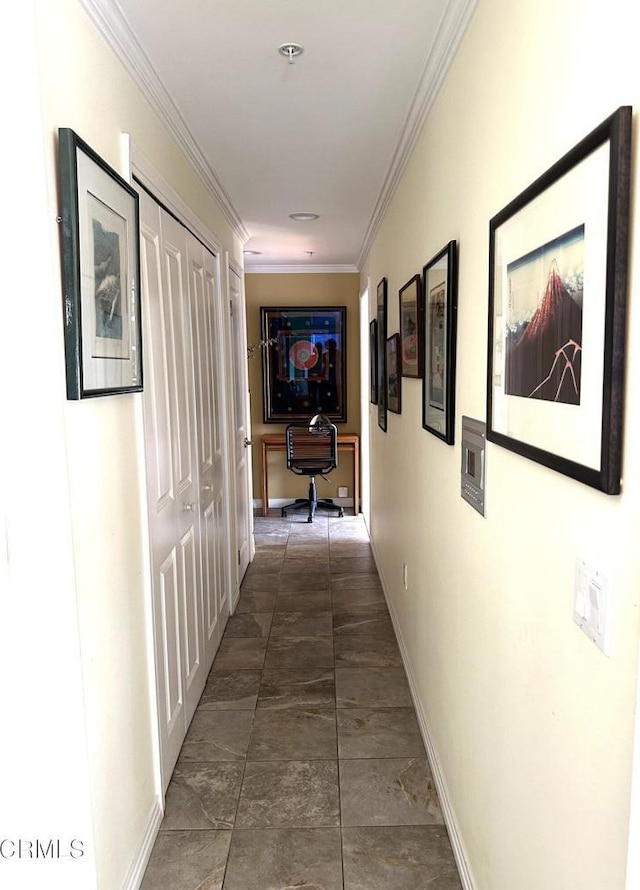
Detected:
[399,274,422,377]
[369,319,378,404]
[261,306,347,422]
[422,241,458,444]
[487,106,631,494]
[376,278,388,431]
[58,128,142,399]
[386,333,402,414]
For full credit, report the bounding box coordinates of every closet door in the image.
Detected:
[139,193,205,787]
[186,232,228,668]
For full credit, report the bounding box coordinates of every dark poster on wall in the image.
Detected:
[261,306,347,423]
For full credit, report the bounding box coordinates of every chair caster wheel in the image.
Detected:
[307,517,313,523]
[281,509,288,517]
[338,508,344,518]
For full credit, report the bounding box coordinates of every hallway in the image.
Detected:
[141,513,463,889]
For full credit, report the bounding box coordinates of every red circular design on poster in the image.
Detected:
[290,340,318,370]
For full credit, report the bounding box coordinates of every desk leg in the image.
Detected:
[354,439,360,514]
[261,441,268,517]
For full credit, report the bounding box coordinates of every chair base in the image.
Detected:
[281,478,344,523]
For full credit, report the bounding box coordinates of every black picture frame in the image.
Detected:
[376,278,388,431]
[487,106,631,494]
[261,306,347,423]
[399,274,423,378]
[422,241,458,444]
[58,128,142,399]
[369,319,378,404]
[386,333,402,414]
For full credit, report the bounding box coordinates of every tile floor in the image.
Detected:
[141,513,463,890]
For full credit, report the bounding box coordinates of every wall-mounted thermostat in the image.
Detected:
[461,416,486,516]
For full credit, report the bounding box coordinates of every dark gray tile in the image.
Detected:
[281,557,330,574]
[337,708,424,759]
[179,710,253,762]
[265,636,334,670]
[333,611,396,640]
[331,588,388,612]
[248,709,337,760]
[161,762,244,829]
[340,758,444,826]
[330,557,378,574]
[211,637,267,671]
[223,828,343,890]
[258,668,335,709]
[244,555,284,575]
[275,590,332,612]
[335,667,413,708]
[279,572,330,592]
[240,572,281,592]
[342,826,462,890]
[271,610,333,637]
[329,542,373,558]
[286,544,330,558]
[234,591,277,614]
[199,671,261,710]
[334,637,402,668]
[223,612,272,638]
[330,573,382,590]
[140,830,231,890]
[236,760,340,827]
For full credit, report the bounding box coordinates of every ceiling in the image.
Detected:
[86,0,476,270]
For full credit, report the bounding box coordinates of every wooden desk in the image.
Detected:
[261,433,360,517]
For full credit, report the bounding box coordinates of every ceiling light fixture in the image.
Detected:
[243,249,262,255]
[289,212,319,221]
[278,43,304,65]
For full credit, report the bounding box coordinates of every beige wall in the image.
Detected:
[32,0,242,886]
[361,1,640,888]
[245,272,361,505]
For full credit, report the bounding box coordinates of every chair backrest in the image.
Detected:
[285,422,338,476]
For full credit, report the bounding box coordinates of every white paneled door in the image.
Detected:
[139,189,231,790]
[229,262,254,584]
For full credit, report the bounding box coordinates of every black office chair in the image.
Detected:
[281,416,344,523]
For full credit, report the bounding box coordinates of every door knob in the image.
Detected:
[244,438,252,448]
[202,484,213,492]
[183,502,196,512]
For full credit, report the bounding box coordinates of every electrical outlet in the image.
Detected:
[338,486,348,498]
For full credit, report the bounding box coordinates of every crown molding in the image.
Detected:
[358,0,478,268]
[79,0,250,244]
[245,264,359,275]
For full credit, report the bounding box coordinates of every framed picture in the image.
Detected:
[376,278,388,431]
[386,334,402,414]
[422,241,458,444]
[399,274,423,377]
[261,306,347,422]
[487,106,631,494]
[58,128,142,399]
[369,319,378,404]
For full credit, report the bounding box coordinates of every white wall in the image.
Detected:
[15,0,245,886]
[362,1,640,888]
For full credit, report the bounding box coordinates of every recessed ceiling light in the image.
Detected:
[289,212,319,221]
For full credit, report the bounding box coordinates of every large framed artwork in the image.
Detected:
[58,128,142,399]
[487,106,631,494]
[422,241,458,444]
[369,319,378,404]
[399,274,422,378]
[386,334,402,414]
[376,278,388,431]
[261,306,347,422]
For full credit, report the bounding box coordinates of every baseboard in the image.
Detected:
[253,497,354,512]
[121,796,163,890]
[369,538,477,890]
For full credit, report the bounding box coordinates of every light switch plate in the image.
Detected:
[574,557,611,655]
